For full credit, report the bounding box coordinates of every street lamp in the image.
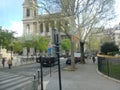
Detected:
[53,29,62,90]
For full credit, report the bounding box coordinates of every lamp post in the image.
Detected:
[53,29,62,90]
[39,56,43,90]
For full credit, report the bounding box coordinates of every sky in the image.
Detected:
[0,0,120,37]
[0,0,24,37]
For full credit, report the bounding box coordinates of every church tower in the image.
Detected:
[23,0,39,36]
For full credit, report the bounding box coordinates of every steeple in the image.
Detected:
[23,0,37,6]
[33,0,37,3]
[23,0,39,19]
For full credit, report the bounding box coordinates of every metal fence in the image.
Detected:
[97,54,120,80]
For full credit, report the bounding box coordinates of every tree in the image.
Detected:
[61,39,71,55]
[32,36,50,53]
[86,34,100,53]
[75,0,115,64]
[20,34,50,57]
[13,41,23,54]
[101,42,119,55]
[0,28,15,49]
[38,0,115,69]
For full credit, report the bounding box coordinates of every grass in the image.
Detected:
[102,64,120,80]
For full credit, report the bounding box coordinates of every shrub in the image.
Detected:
[101,42,119,55]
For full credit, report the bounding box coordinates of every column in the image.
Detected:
[23,24,26,35]
[30,23,34,34]
[37,22,39,35]
[43,22,46,36]
[49,22,52,39]
[33,22,37,34]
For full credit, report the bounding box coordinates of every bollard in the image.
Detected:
[33,74,38,90]
[38,69,40,83]
[49,61,52,77]
[34,74,36,81]
[40,58,43,90]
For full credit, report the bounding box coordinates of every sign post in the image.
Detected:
[53,29,62,90]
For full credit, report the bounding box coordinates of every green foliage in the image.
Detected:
[61,39,71,52]
[88,35,100,52]
[17,35,50,53]
[32,36,50,52]
[13,41,23,53]
[101,42,119,55]
[23,40,33,48]
[0,28,15,49]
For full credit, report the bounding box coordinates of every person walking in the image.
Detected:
[2,58,6,68]
[7,59,12,69]
[92,55,96,63]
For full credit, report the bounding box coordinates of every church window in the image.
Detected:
[45,23,49,32]
[34,10,36,16]
[40,23,43,33]
[26,8,30,17]
[26,24,30,34]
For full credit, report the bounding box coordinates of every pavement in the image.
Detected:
[41,60,120,90]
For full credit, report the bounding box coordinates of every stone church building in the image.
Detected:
[22,0,64,40]
[22,0,66,55]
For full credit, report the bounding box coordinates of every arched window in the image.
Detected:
[26,8,30,17]
[26,24,30,34]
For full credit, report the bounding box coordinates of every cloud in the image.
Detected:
[115,0,120,18]
[9,21,23,37]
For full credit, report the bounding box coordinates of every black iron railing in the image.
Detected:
[97,54,120,80]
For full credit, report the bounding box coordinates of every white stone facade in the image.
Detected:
[22,0,60,39]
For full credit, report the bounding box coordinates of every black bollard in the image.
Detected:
[34,74,36,81]
[38,69,40,83]
[49,61,52,77]
[40,56,43,90]
[55,30,62,90]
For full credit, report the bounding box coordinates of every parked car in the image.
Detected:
[66,53,81,65]
[36,56,57,67]
[66,57,80,65]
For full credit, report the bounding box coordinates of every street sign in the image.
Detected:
[48,47,52,55]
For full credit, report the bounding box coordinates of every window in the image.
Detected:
[34,10,36,16]
[45,23,49,32]
[118,35,120,39]
[26,8,30,17]
[40,23,43,33]
[26,24,30,34]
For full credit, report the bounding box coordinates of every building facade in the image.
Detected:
[22,0,68,56]
[22,0,63,39]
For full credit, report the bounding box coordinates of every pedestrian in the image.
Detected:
[7,59,12,69]
[2,58,6,68]
[92,56,96,63]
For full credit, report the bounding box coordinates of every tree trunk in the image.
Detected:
[80,41,85,64]
[70,37,76,70]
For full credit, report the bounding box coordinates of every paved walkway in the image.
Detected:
[42,60,120,90]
